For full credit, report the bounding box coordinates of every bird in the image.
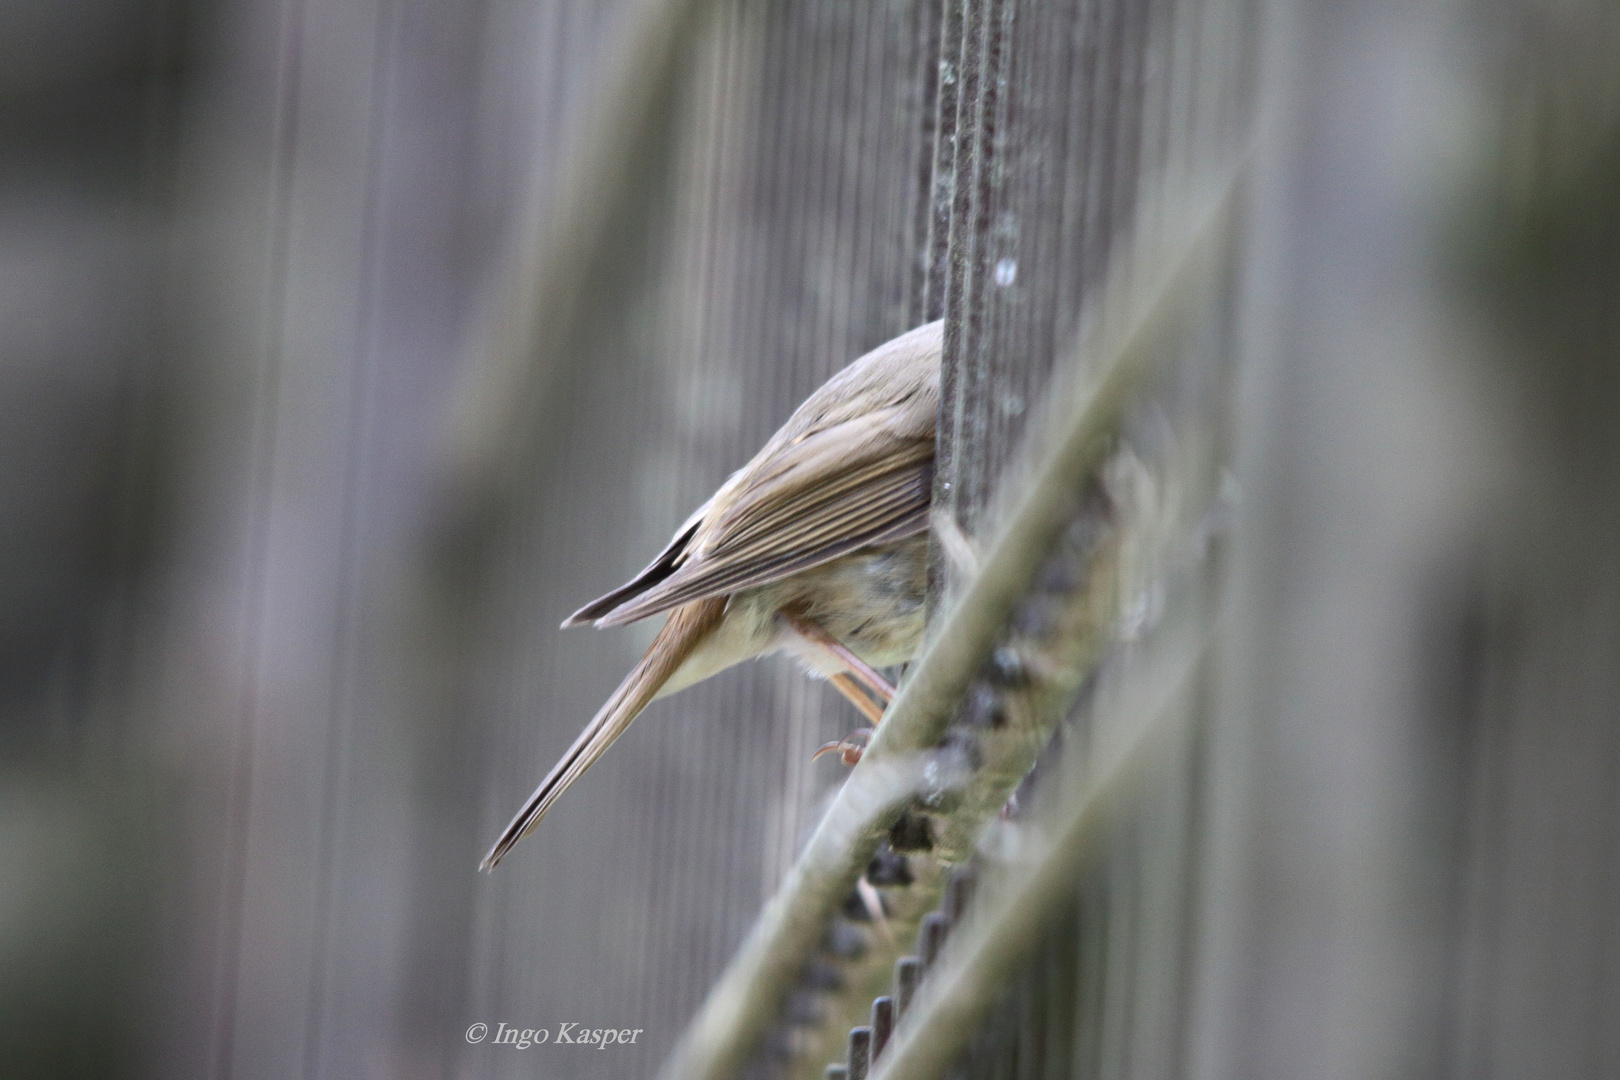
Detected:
[480,320,942,870]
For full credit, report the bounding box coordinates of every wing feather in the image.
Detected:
[570,320,941,629]
[594,452,932,625]
[560,501,710,627]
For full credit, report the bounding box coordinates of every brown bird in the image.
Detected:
[480,320,942,870]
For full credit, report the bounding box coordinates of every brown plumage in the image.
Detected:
[480,320,942,870]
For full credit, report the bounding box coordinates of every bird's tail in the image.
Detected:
[480,597,727,871]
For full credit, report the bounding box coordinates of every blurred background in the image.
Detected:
[0,0,1617,1079]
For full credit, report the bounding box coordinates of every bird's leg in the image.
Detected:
[782,610,897,767]
[781,610,897,704]
[829,674,885,725]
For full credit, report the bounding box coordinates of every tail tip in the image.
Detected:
[479,839,511,872]
[559,612,614,630]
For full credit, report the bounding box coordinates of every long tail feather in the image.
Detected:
[480,597,727,871]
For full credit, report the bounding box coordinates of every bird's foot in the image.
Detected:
[813,727,874,766]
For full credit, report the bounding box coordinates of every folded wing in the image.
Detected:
[594,404,933,625]
[567,321,941,629]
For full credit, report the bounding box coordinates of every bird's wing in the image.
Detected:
[592,403,934,627]
[560,498,711,627]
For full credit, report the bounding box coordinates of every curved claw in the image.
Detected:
[813,727,874,766]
